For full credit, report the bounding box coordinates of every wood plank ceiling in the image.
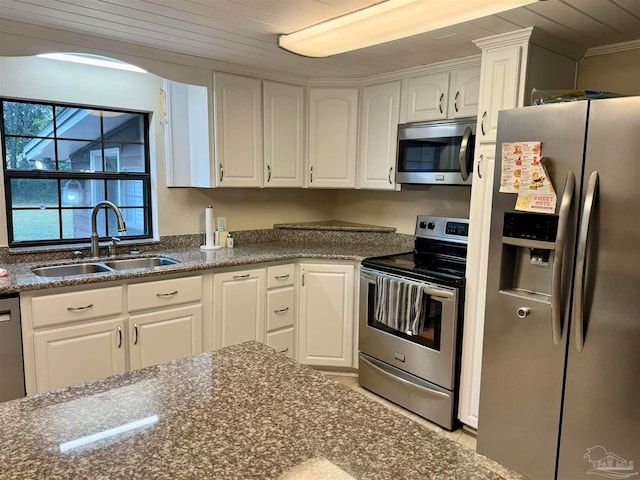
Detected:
[1,0,639,79]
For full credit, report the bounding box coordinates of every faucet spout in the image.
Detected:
[91,201,126,258]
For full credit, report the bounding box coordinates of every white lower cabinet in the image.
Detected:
[265,264,296,358]
[297,262,355,368]
[33,317,126,393]
[128,305,202,371]
[21,275,204,395]
[213,268,266,349]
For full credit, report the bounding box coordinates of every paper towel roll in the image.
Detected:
[205,205,215,248]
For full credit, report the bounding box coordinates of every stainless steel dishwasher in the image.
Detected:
[0,295,25,401]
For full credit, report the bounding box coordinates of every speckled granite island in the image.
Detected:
[0,342,524,480]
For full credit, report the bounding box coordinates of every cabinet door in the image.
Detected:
[401,72,449,122]
[263,81,304,187]
[164,80,213,188]
[214,72,263,187]
[458,143,496,429]
[213,268,265,349]
[450,67,481,119]
[129,304,202,371]
[358,81,401,190]
[307,88,358,188]
[477,45,521,143]
[33,318,125,393]
[297,263,354,368]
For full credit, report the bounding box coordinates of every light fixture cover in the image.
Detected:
[37,53,147,73]
[279,0,540,57]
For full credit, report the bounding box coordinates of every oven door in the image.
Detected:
[358,267,459,391]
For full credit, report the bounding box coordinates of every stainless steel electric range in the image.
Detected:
[358,215,468,430]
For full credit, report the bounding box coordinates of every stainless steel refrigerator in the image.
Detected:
[477,97,640,480]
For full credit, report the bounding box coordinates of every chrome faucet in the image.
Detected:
[91,201,126,258]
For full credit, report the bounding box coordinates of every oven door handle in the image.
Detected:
[360,356,450,400]
[361,270,455,299]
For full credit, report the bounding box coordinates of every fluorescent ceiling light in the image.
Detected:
[37,53,147,73]
[279,0,541,57]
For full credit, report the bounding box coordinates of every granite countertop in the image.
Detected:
[273,220,396,233]
[0,342,525,480]
[0,240,412,294]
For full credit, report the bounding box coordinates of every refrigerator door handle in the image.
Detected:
[551,170,575,345]
[573,171,599,353]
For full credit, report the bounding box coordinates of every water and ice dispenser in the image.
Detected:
[499,212,559,298]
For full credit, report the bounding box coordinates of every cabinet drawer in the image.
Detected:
[267,264,294,288]
[265,328,294,359]
[128,276,201,312]
[266,287,294,331]
[31,286,124,328]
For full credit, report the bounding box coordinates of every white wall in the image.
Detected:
[0,55,336,246]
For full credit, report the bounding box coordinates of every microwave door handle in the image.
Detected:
[458,126,472,181]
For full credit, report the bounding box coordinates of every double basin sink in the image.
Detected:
[32,256,180,278]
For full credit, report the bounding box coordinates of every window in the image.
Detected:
[1,99,152,247]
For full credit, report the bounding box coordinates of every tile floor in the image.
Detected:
[326,373,477,451]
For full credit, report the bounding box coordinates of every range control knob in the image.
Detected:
[419,221,427,229]
[516,307,531,318]
[427,222,435,230]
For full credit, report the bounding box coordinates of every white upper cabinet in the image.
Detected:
[449,67,481,119]
[307,87,358,188]
[475,45,522,144]
[164,80,214,188]
[358,81,401,190]
[401,72,450,122]
[263,81,305,187]
[213,72,263,187]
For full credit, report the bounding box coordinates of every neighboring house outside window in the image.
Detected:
[1,99,152,247]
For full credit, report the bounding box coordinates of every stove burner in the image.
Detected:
[361,215,469,287]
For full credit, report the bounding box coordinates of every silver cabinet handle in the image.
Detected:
[360,355,449,399]
[117,326,122,349]
[458,126,472,181]
[67,304,94,312]
[133,323,139,345]
[233,274,250,279]
[477,154,483,179]
[156,290,178,298]
[309,166,313,183]
[454,91,460,112]
[274,307,289,314]
[551,171,575,346]
[275,274,290,280]
[277,347,289,354]
[573,171,599,353]
[267,165,272,182]
[438,93,444,114]
[219,162,224,182]
[480,111,487,136]
[388,166,393,184]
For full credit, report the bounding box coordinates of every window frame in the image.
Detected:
[1,97,153,248]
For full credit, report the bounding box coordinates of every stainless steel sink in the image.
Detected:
[103,256,179,270]
[31,263,113,278]
[31,256,181,278]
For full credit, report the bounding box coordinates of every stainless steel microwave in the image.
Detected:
[396,118,475,186]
